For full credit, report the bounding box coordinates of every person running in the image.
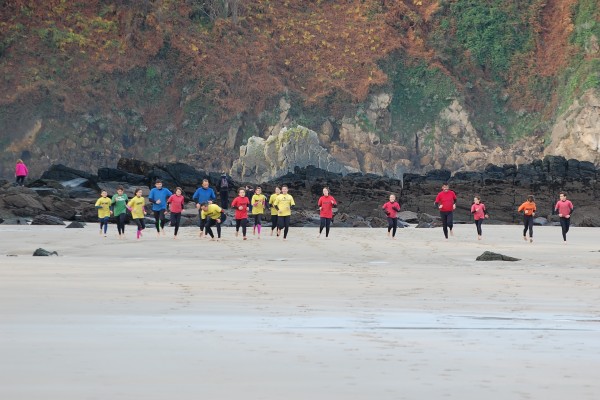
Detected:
[269,186,281,236]
[218,172,232,209]
[231,187,250,240]
[274,185,295,240]
[382,194,401,239]
[95,190,112,237]
[518,195,537,243]
[245,185,255,214]
[318,187,337,238]
[127,188,147,239]
[200,202,225,240]
[554,192,574,243]
[192,179,217,238]
[167,187,186,239]
[251,186,267,239]
[434,183,457,240]
[15,159,29,186]
[470,196,489,240]
[148,179,172,237]
[111,186,129,239]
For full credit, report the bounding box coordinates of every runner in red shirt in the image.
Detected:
[167,187,186,239]
[382,194,401,239]
[434,183,457,239]
[231,188,250,240]
[554,192,574,243]
[317,187,337,238]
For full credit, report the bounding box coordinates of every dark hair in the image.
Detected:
[155,179,162,184]
[175,187,182,192]
[527,195,535,202]
[282,185,288,189]
[202,179,209,183]
[134,188,143,195]
[200,202,208,207]
[474,195,481,201]
[116,185,124,191]
[559,191,567,197]
[442,183,449,187]
[238,187,245,193]
[256,186,261,190]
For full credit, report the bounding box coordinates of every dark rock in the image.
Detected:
[0,217,29,225]
[476,251,520,262]
[416,222,434,228]
[533,217,548,226]
[117,158,155,176]
[543,155,567,177]
[31,214,65,225]
[41,164,97,182]
[426,169,451,182]
[33,248,58,256]
[66,221,86,228]
[398,211,419,223]
[97,167,147,185]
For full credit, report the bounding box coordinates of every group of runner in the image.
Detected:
[95,180,575,243]
[94,179,339,241]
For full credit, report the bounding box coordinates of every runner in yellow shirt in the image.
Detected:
[200,202,225,240]
[95,190,112,237]
[268,186,281,236]
[273,185,295,240]
[251,186,267,239]
[127,188,147,239]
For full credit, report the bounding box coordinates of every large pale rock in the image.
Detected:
[545,90,600,165]
[231,126,355,182]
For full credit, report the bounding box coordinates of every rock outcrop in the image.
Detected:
[231,126,356,182]
[545,89,600,165]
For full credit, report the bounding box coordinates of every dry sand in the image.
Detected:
[0,223,599,400]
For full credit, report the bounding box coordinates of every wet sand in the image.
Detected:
[1,224,599,400]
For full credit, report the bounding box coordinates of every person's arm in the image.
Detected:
[393,203,400,212]
[148,190,156,204]
[95,199,102,209]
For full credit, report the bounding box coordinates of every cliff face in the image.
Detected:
[0,0,599,179]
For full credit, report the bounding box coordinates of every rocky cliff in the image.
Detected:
[0,1,599,179]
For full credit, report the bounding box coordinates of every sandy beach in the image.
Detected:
[1,224,599,400]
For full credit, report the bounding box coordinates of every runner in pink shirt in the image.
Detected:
[470,196,489,240]
[382,194,401,239]
[554,192,574,243]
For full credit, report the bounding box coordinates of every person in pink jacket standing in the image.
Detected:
[15,159,29,186]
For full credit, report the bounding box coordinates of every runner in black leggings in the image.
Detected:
[269,186,281,236]
[518,195,537,243]
[554,192,574,243]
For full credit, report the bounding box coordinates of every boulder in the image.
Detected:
[117,158,155,176]
[31,214,65,225]
[533,217,548,226]
[397,211,419,223]
[97,168,147,185]
[33,248,59,256]
[66,221,86,228]
[476,251,520,262]
[0,218,29,225]
[41,164,97,182]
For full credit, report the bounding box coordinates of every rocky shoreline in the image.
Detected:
[1,156,598,228]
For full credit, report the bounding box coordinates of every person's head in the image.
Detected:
[154,179,162,189]
[200,202,209,210]
[275,186,281,194]
[135,188,143,197]
[527,195,534,202]
[389,194,396,202]
[559,192,567,200]
[16,159,23,164]
[323,187,330,196]
[474,196,481,204]
[116,185,124,195]
[281,185,288,194]
[202,179,209,188]
[238,187,246,197]
[175,187,182,196]
[255,186,262,194]
[442,183,449,191]
[101,190,108,198]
